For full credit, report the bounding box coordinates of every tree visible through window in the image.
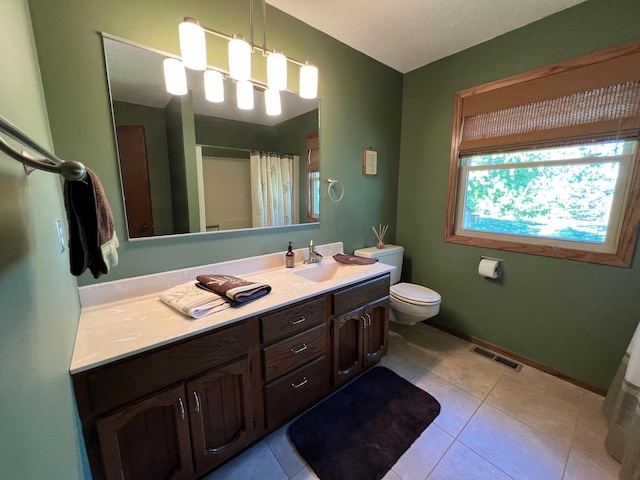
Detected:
[459,141,635,250]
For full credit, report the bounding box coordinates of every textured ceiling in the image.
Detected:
[266,0,589,73]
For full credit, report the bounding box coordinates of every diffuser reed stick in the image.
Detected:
[372,224,389,248]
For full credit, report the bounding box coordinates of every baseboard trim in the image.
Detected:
[424,321,607,396]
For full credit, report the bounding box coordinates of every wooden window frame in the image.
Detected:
[305,132,320,222]
[445,40,640,267]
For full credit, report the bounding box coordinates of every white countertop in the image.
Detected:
[70,243,394,374]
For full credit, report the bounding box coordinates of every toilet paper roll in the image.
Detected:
[478,258,502,279]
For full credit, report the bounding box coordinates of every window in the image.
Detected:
[445,40,640,266]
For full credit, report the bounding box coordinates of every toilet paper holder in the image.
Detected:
[479,256,503,279]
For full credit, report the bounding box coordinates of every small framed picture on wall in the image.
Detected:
[363,147,378,176]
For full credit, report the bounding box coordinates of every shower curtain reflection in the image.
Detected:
[250,151,300,227]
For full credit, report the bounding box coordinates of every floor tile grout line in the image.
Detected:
[454,436,519,480]
[263,433,306,479]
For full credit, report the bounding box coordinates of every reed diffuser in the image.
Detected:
[372,224,389,249]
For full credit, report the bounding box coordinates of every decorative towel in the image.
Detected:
[333,253,377,265]
[196,274,271,306]
[63,167,119,278]
[159,282,231,318]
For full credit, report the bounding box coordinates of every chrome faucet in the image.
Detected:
[304,240,323,264]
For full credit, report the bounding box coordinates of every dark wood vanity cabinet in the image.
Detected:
[73,273,390,480]
[331,275,390,387]
[260,295,330,429]
[95,357,253,480]
[96,384,194,480]
[73,321,261,480]
[186,358,254,476]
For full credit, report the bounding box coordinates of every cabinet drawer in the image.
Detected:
[331,274,390,315]
[260,296,325,344]
[265,356,328,429]
[263,324,326,382]
[74,321,249,418]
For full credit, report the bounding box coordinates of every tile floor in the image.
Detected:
[204,323,621,480]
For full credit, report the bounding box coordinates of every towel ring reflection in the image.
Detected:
[327,178,344,202]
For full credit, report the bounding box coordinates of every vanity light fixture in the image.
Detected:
[162,58,188,95]
[228,35,252,81]
[178,19,207,70]
[265,88,281,116]
[204,70,224,103]
[267,50,287,91]
[164,0,318,114]
[236,80,254,110]
[299,62,319,99]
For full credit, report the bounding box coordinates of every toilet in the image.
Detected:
[353,245,441,326]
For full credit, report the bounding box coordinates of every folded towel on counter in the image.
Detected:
[196,274,271,306]
[64,167,119,279]
[159,282,231,318]
[333,253,378,265]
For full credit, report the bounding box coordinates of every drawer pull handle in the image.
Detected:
[289,316,306,325]
[360,315,367,329]
[193,391,201,414]
[291,343,308,354]
[292,377,308,389]
[177,397,186,421]
[366,313,372,328]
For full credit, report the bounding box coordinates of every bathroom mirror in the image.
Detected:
[102,34,320,239]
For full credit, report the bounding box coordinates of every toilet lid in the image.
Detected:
[390,282,441,305]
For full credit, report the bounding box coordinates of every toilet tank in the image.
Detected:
[353,244,404,284]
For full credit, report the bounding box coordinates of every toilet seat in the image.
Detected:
[390,282,441,306]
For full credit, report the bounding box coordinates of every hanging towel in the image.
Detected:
[63,167,119,279]
[333,253,377,265]
[196,274,271,306]
[159,282,231,318]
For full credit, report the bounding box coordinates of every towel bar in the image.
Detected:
[0,114,86,181]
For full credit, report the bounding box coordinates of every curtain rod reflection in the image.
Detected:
[197,143,296,157]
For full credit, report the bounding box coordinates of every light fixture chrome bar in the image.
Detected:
[261,0,267,55]
[194,20,308,67]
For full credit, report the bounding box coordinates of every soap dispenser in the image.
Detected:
[286,242,295,268]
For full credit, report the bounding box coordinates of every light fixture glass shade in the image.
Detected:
[179,20,207,70]
[236,80,254,110]
[204,70,224,103]
[163,58,188,95]
[265,89,282,116]
[267,51,287,91]
[299,63,318,99]
[228,36,251,81]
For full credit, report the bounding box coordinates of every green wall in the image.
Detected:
[28,0,403,285]
[397,0,640,390]
[0,1,87,478]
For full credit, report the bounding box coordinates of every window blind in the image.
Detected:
[458,45,640,153]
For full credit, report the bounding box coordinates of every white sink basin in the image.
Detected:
[293,261,372,282]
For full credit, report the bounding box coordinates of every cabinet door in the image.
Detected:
[187,357,254,476]
[363,298,389,368]
[331,308,365,387]
[96,385,193,480]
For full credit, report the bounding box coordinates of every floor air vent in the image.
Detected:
[470,346,522,372]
